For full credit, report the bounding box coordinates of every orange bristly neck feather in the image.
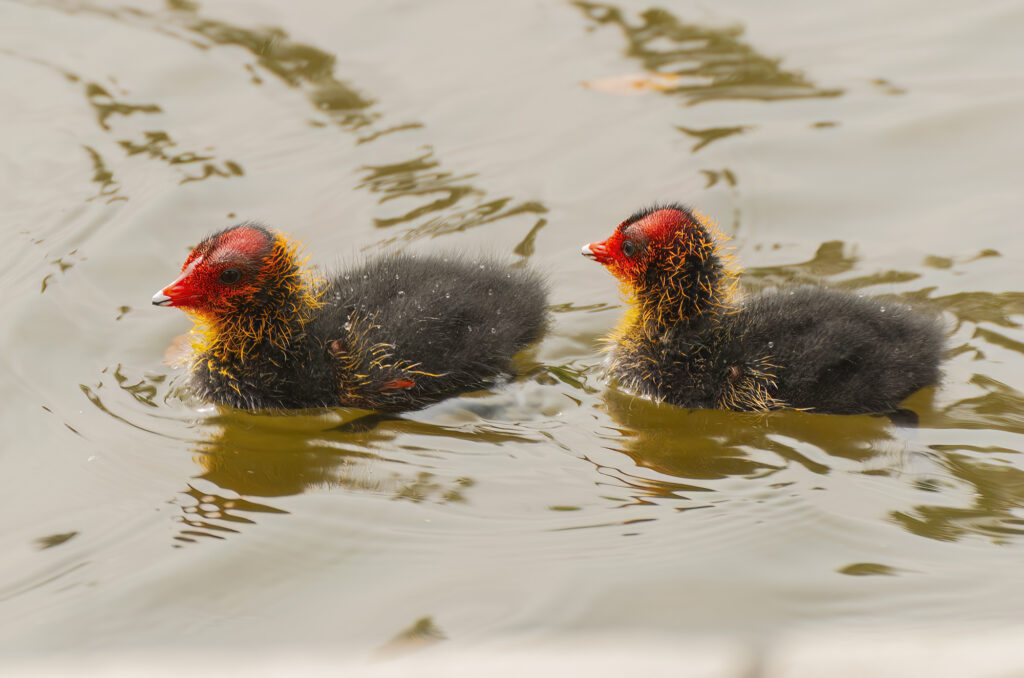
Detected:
[186,234,325,364]
[621,213,738,341]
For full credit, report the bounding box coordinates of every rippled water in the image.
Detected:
[2,0,1024,661]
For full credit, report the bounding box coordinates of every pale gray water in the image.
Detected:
[1,0,1023,662]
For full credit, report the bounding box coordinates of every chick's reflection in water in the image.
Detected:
[175,410,472,545]
[600,387,934,504]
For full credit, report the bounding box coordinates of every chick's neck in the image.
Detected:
[630,228,733,337]
[191,238,324,363]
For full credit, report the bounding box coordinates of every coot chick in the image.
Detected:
[153,223,547,411]
[582,204,944,414]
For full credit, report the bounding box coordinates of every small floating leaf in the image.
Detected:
[582,71,684,95]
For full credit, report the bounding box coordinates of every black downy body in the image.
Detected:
[189,244,547,411]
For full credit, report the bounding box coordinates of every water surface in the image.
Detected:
[2,0,1024,661]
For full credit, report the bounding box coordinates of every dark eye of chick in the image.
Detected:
[621,239,639,258]
[218,268,242,285]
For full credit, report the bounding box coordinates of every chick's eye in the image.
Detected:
[621,239,639,258]
[218,268,242,285]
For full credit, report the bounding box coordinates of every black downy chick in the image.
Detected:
[153,223,547,411]
[582,204,944,414]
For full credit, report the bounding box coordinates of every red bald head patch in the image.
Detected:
[582,205,700,285]
[153,223,277,312]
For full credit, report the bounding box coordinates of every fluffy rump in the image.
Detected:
[315,253,548,408]
[733,287,945,413]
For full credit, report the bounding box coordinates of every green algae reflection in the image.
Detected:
[575,1,843,105]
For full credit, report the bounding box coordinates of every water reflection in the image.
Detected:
[110,364,164,408]
[838,562,901,576]
[375,615,447,656]
[932,290,1024,330]
[82,145,126,203]
[699,168,738,189]
[39,248,84,293]
[1,46,244,193]
[81,354,547,547]
[602,388,904,487]
[25,0,547,244]
[575,1,843,105]
[676,124,748,152]
[84,81,161,130]
[891,449,1024,544]
[191,411,401,499]
[743,240,858,286]
[82,76,245,185]
[35,532,79,550]
[929,374,1024,435]
[595,380,1024,550]
[171,410,518,545]
[358,149,548,241]
[120,131,245,184]
[162,5,377,128]
[78,367,182,438]
[154,0,546,238]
